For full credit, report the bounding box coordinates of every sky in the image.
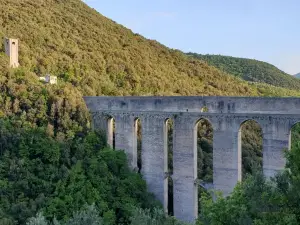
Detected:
[83,0,300,75]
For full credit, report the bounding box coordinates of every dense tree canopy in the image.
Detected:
[22,124,300,225]
[187,53,300,91]
[197,127,300,225]
[0,120,159,225]
[0,1,300,224]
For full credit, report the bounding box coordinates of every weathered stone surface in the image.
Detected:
[91,112,114,147]
[4,38,19,68]
[140,114,168,212]
[84,96,300,223]
[173,115,197,223]
[84,96,300,114]
[114,114,136,168]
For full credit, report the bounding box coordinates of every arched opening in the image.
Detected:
[165,118,174,215]
[289,122,300,150]
[107,117,115,149]
[238,120,263,180]
[135,118,142,172]
[196,119,213,183]
[195,118,213,213]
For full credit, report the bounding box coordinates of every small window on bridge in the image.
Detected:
[201,106,209,113]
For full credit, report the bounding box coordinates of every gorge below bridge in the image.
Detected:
[84,96,300,223]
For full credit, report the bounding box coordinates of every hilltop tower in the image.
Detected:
[4,38,19,68]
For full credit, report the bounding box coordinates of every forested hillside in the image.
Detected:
[187,53,300,91]
[0,0,259,97]
[0,120,159,224]
[0,0,299,136]
[1,0,300,224]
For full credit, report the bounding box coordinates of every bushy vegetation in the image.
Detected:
[0,67,90,138]
[187,53,300,91]
[0,120,159,225]
[1,1,300,224]
[197,134,300,225]
[26,205,103,225]
[21,126,300,225]
[0,0,264,97]
[26,207,189,225]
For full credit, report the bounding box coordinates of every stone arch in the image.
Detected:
[195,118,214,183]
[194,117,214,213]
[134,117,142,172]
[288,121,300,150]
[238,119,263,180]
[165,118,174,215]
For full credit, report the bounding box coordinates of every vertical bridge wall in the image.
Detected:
[84,96,300,223]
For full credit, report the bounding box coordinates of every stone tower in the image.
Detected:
[4,38,19,68]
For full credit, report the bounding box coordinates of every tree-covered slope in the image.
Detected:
[187,53,300,91]
[0,0,250,96]
[0,120,159,224]
[0,0,299,97]
[0,0,299,137]
[0,0,300,132]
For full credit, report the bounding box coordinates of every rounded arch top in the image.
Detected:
[194,117,214,130]
[200,106,209,113]
[134,116,141,122]
[107,115,115,120]
[165,117,175,123]
[238,119,263,132]
[102,112,116,121]
[288,120,300,131]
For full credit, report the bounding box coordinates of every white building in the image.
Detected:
[39,74,57,85]
[45,74,57,84]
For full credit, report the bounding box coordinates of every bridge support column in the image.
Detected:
[91,113,114,147]
[263,120,289,178]
[141,115,168,212]
[173,116,197,223]
[114,114,137,169]
[213,117,240,196]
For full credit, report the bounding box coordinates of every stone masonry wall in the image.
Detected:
[84,96,300,223]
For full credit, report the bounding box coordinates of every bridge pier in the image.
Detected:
[262,120,290,178]
[114,114,137,169]
[91,113,114,147]
[141,115,168,212]
[213,117,241,196]
[173,116,198,223]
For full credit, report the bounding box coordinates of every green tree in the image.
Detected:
[0,120,159,224]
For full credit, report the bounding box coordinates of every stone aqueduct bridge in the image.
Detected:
[84,96,300,222]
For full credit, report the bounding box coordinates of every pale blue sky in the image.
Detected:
[83,0,300,74]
